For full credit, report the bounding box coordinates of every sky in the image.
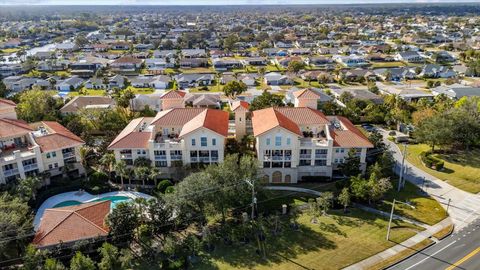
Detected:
[0,0,477,5]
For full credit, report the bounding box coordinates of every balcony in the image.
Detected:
[170,155,182,161]
[211,156,219,162]
[23,163,38,171]
[190,157,198,162]
[199,157,210,163]
[63,152,75,159]
[315,154,328,159]
[153,140,182,149]
[155,155,167,161]
[300,154,311,159]
[300,138,329,147]
[120,154,132,159]
[3,168,19,177]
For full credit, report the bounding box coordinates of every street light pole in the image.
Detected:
[398,143,407,192]
[387,199,396,241]
[245,179,256,220]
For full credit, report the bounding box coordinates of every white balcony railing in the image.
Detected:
[23,163,38,171]
[3,168,19,177]
[211,156,219,162]
[155,155,167,161]
[315,154,328,159]
[120,154,132,159]
[199,157,210,163]
[190,157,198,162]
[170,155,182,160]
[299,154,311,159]
[63,152,75,159]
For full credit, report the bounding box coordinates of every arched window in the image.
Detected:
[272,171,282,183]
[284,174,291,183]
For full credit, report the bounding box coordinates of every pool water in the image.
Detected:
[53,196,131,209]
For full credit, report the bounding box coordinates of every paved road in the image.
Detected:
[380,128,480,230]
[388,217,480,270]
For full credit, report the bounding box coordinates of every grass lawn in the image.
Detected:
[379,181,447,226]
[68,88,107,97]
[401,143,480,193]
[189,84,224,93]
[371,61,406,68]
[196,209,422,270]
[125,86,155,94]
[1,48,21,53]
[179,67,216,74]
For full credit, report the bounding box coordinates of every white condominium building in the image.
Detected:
[251,107,373,183]
[0,99,85,185]
[108,108,229,178]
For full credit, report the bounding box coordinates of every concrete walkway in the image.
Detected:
[380,128,480,230]
[344,217,453,270]
[354,203,429,229]
[264,185,322,196]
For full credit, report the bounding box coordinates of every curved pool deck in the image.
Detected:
[34,190,153,230]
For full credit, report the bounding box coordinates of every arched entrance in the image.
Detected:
[272,171,282,183]
[284,174,291,183]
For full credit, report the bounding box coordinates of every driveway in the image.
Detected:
[379,128,480,230]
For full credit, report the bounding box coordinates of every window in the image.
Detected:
[46,151,56,158]
[286,137,291,145]
[155,161,167,167]
[315,149,328,155]
[275,136,281,146]
[201,137,207,147]
[212,138,216,146]
[266,138,271,146]
[211,150,219,158]
[334,158,339,163]
[315,160,327,166]
[299,160,311,166]
[340,148,345,153]
[137,149,146,155]
[190,151,198,157]
[191,138,196,146]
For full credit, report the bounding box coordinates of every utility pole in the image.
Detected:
[398,143,407,192]
[387,199,396,241]
[245,179,256,220]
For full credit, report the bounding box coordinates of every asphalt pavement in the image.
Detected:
[387,217,480,270]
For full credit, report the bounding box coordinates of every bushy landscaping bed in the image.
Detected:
[420,151,444,171]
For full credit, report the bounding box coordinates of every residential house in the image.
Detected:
[111,56,143,73]
[56,77,84,92]
[330,88,383,105]
[431,84,480,100]
[240,57,267,66]
[179,58,208,69]
[175,73,215,89]
[0,64,23,77]
[212,58,243,71]
[420,64,456,78]
[333,54,369,68]
[395,51,425,63]
[264,72,292,85]
[60,96,116,114]
[108,108,228,179]
[251,107,372,183]
[160,90,187,110]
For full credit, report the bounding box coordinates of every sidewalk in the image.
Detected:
[380,128,480,230]
[354,203,429,229]
[343,217,453,270]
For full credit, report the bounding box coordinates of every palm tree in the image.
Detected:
[148,167,161,187]
[17,176,42,201]
[134,166,149,187]
[99,153,116,181]
[114,160,128,189]
[79,146,95,180]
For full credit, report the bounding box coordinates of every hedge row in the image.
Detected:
[420,151,445,171]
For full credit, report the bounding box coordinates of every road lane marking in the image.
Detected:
[444,246,480,270]
[404,241,457,270]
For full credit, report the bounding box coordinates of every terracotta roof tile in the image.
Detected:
[293,88,321,99]
[108,117,153,149]
[179,109,229,137]
[231,100,249,111]
[32,122,84,152]
[328,116,374,148]
[274,107,329,125]
[33,201,110,248]
[160,90,186,100]
[0,118,33,138]
[252,108,302,136]
[151,108,205,126]
[0,98,16,107]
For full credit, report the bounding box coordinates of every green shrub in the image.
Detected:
[157,179,173,193]
[420,151,444,171]
[165,186,175,194]
[388,131,396,136]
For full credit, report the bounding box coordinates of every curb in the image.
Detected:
[380,239,436,270]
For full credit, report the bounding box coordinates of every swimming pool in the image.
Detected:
[53,196,132,209]
[35,191,153,230]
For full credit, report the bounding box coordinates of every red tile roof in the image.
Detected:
[33,201,110,248]
[0,98,16,107]
[252,108,302,137]
[33,122,84,152]
[0,118,33,138]
[231,100,250,111]
[160,90,186,100]
[108,117,153,149]
[151,108,205,126]
[293,88,321,99]
[328,116,374,148]
[274,107,329,125]
[179,109,229,137]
